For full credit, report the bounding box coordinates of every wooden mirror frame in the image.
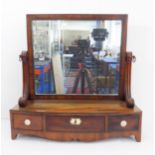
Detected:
[19,14,135,108]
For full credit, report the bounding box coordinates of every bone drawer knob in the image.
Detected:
[120,120,127,127]
[70,118,82,125]
[24,119,31,126]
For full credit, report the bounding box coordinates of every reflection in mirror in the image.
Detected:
[32,20,122,95]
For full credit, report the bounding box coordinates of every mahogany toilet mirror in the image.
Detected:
[10,14,142,142]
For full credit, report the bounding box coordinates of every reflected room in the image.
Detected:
[32,20,122,95]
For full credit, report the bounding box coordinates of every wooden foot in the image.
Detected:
[135,133,141,142]
[11,131,17,140]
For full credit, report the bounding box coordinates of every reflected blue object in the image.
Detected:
[34,60,55,94]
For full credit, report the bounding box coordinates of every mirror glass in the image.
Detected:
[32,20,122,95]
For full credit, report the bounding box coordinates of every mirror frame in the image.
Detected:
[27,14,127,100]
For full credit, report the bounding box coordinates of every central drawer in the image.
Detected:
[46,115,105,132]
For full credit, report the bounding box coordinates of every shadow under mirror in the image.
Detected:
[32,20,122,95]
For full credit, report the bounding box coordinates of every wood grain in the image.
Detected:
[12,100,141,114]
[46,115,105,132]
[13,113,43,130]
[10,102,142,142]
[108,114,139,131]
[10,14,142,142]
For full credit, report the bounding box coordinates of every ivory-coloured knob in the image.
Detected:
[120,120,127,127]
[70,118,82,125]
[24,119,31,126]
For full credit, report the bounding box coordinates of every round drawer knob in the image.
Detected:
[70,118,82,125]
[120,120,127,127]
[24,119,31,126]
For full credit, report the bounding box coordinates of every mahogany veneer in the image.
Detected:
[10,100,142,142]
[10,14,142,142]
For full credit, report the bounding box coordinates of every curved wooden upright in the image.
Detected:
[125,52,135,108]
[18,51,29,107]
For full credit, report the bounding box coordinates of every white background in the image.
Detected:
[1,0,154,155]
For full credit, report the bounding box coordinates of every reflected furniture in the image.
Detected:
[10,14,142,142]
[34,60,53,94]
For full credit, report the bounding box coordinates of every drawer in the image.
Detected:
[46,115,105,132]
[13,113,43,130]
[108,114,139,132]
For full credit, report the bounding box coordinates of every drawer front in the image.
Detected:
[108,114,139,132]
[13,113,43,130]
[46,116,105,132]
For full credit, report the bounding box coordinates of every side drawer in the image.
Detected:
[13,113,43,130]
[108,114,139,132]
[46,115,105,132]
